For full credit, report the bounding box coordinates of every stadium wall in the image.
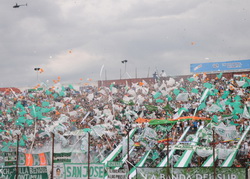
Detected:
[98,71,250,87]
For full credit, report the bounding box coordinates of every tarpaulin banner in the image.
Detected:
[2,152,50,166]
[136,167,246,179]
[54,153,71,163]
[190,59,250,73]
[24,152,50,166]
[3,152,16,166]
[0,166,48,179]
[64,163,105,179]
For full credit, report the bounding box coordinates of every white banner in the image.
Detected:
[64,163,104,179]
[214,123,237,141]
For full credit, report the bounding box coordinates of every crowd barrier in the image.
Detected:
[1,165,249,179]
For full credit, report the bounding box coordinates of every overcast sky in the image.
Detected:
[1,0,250,88]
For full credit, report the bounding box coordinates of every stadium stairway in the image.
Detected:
[174,126,204,167]
[220,125,250,167]
[112,146,135,170]
[101,128,137,179]
[202,151,218,167]
[128,150,152,178]
[101,128,137,167]
[202,126,250,167]
[127,126,191,178]
[157,126,191,167]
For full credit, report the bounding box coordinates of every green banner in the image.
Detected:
[28,88,43,92]
[170,144,215,151]
[0,167,48,179]
[54,153,71,163]
[3,152,17,166]
[64,163,105,179]
[136,167,246,179]
[107,161,123,168]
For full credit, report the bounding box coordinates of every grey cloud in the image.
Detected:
[0,0,250,87]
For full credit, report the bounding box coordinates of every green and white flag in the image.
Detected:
[218,148,236,160]
[80,136,88,153]
[216,72,223,79]
[153,91,162,99]
[152,150,160,161]
[178,107,189,115]
[203,83,213,89]
[206,104,221,113]
[142,127,157,139]
[176,93,189,101]
[200,88,210,103]
[196,148,213,158]
[214,123,238,141]
[242,105,250,119]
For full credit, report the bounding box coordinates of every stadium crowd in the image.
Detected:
[0,72,250,168]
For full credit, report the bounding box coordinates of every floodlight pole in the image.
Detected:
[147,67,150,78]
[34,68,40,83]
[121,60,128,79]
[125,61,127,74]
[105,70,107,81]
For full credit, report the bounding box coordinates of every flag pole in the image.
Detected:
[166,130,170,178]
[16,134,19,179]
[51,132,55,179]
[126,124,131,179]
[212,128,216,179]
[88,132,90,179]
[127,130,130,179]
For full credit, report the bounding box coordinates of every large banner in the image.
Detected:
[2,152,50,166]
[3,152,16,166]
[0,166,48,179]
[54,153,71,163]
[190,59,250,73]
[136,167,246,179]
[64,163,105,179]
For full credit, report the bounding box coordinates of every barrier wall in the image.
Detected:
[136,167,247,179]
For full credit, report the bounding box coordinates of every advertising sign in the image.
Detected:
[0,167,48,179]
[190,59,250,73]
[64,163,104,179]
[136,167,246,179]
